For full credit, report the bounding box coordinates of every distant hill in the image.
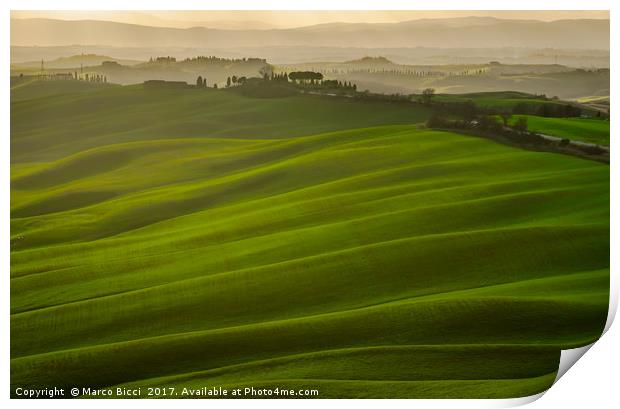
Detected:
[14,54,142,69]
[10,45,611,68]
[344,56,395,66]
[276,60,608,99]
[11,17,609,49]
[12,56,272,86]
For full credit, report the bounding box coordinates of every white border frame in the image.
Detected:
[3,1,616,408]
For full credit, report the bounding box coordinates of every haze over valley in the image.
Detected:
[10,14,610,99]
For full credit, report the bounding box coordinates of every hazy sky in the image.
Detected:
[11,10,610,29]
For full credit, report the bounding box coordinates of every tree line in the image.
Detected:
[81,73,107,83]
[221,70,358,91]
[196,76,218,89]
[513,102,582,118]
[226,76,248,87]
[288,71,324,83]
[183,56,266,64]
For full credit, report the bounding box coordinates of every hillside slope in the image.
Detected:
[509,115,610,146]
[11,85,430,163]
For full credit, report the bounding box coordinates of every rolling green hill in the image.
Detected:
[10,84,609,398]
[433,91,555,109]
[11,84,430,163]
[432,91,600,117]
[509,115,610,146]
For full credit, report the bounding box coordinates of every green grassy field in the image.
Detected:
[10,77,118,102]
[11,84,430,163]
[509,115,610,146]
[433,91,586,113]
[11,84,609,398]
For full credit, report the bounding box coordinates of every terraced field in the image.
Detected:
[11,85,609,398]
[509,115,610,146]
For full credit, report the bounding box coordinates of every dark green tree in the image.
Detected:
[513,116,528,133]
[422,88,435,105]
[499,112,512,127]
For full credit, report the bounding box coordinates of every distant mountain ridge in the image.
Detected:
[11,17,610,49]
